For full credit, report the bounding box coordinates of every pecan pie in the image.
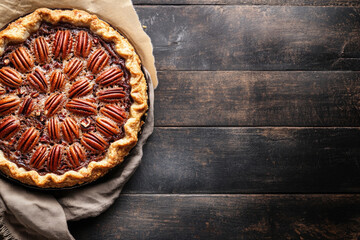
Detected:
[0,9,148,188]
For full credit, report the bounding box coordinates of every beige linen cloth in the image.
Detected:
[0,0,157,239]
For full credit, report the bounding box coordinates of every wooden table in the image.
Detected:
[69,1,360,239]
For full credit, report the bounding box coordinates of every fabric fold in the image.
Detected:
[0,179,74,240]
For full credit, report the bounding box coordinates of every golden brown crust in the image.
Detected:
[0,8,148,188]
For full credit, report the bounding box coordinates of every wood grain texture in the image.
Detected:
[154,71,360,126]
[134,0,360,6]
[121,127,360,193]
[69,194,360,240]
[69,3,360,240]
[136,6,360,71]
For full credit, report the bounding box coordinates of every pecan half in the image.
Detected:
[81,132,109,152]
[48,117,60,140]
[95,67,123,87]
[68,79,92,98]
[97,88,126,102]
[30,146,48,169]
[100,104,127,124]
[0,96,20,115]
[0,116,20,140]
[44,93,65,117]
[0,67,22,88]
[64,59,83,80]
[53,30,72,59]
[61,117,79,143]
[49,70,66,92]
[18,97,34,116]
[17,127,40,153]
[67,144,85,167]
[27,69,48,92]
[87,49,109,74]
[10,47,34,73]
[96,117,120,137]
[75,31,92,58]
[66,99,97,116]
[34,37,49,64]
[48,145,63,172]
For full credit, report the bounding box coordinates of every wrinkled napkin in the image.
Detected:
[0,70,154,240]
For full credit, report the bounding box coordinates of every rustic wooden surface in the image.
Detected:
[69,2,360,239]
[69,194,360,240]
[153,71,360,126]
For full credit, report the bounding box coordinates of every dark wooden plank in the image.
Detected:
[121,127,360,193]
[134,0,360,6]
[154,71,360,127]
[136,6,360,71]
[69,194,360,240]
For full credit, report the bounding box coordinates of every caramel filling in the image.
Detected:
[0,23,132,175]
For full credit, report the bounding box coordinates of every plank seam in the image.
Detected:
[134,4,360,7]
[154,69,360,72]
[154,126,360,129]
[119,193,360,196]
[156,70,360,73]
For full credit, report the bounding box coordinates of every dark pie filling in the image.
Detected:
[0,22,132,175]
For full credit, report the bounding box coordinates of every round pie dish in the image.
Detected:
[0,8,148,188]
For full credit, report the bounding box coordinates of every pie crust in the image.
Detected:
[0,8,148,188]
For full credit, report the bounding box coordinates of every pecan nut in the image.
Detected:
[61,117,79,143]
[44,93,65,117]
[34,37,49,64]
[0,116,20,140]
[64,58,83,80]
[68,78,92,98]
[10,47,34,73]
[66,99,97,116]
[27,69,48,92]
[48,117,60,140]
[100,104,127,124]
[95,67,123,87]
[0,67,22,88]
[97,88,126,102]
[49,70,66,92]
[17,127,40,152]
[81,132,109,152]
[87,49,109,74]
[48,145,63,172]
[30,146,48,169]
[67,144,85,167]
[75,31,92,58]
[18,97,34,116]
[0,96,20,115]
[53,30,72,59]
[96,117,120,137]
